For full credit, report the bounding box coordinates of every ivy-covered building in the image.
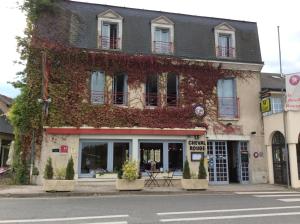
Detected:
[29,0,266,185]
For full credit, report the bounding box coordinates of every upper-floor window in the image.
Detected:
[146,75,158,106]
[263,96,283,116]
[167,73,179,107]
[215,23,236,58]
[217,78,239,119]
[91,71,106,104]
[113,74,128,105]
[97,9,123,50]
[151,16,174,55]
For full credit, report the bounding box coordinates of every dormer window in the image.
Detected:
[214,23,236,58]
[97,9,123,50]
[151,16,174,55]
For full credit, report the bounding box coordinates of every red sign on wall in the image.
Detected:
[60,145,68,153]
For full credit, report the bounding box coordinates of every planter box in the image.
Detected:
[116,179,144,191]
[43,180,75,192]
[181,179,208,190]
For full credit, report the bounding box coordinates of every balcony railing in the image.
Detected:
[218,97,239,118]
[112,92,128,106]
[91,91,106,104]
[166,94,179,107]
[145,93,159,107]
[216,46,235,58]
[99,36,121,50]
[153,41,173,54]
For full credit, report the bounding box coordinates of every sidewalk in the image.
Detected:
[0,183,291,198]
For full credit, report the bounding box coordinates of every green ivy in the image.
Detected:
[9,0,60,184]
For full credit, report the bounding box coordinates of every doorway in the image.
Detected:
[208,140,249,184]
[228,141,239,183]
[272,131,288,185]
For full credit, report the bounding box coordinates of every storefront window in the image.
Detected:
[140,141,184,172]
[168,143,183,171]
[140,143,163,171]
[81,142,108,175]
[113,142,129,171]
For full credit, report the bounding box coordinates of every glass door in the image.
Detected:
[207,141,229,184]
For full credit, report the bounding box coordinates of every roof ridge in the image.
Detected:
[67,0,257,24]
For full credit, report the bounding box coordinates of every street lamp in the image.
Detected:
[271,74,290,188]
[273,26,290,188]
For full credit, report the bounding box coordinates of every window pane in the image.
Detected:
[113,74,127,105]
[146,75,158,106]
[81,142,108,175]
[91,71,105,104]
[154,28,170,54]
[113,142,129,171]
[168,143,183,172]
[140,143,163,171]
[272,97,283,113]
[167,74,178,106]
[217,79,237,117]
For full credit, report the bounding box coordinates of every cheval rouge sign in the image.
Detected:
[188,140,206,151]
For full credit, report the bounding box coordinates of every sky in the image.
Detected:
[0,0,300,98]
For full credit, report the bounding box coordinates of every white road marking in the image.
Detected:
[278,198,300,202]
[82,222,127,224]
[0,214,129,223]
[255,194,300,197]
[160,211,300,222]
[235,191,298,195]
[157,205,300,216]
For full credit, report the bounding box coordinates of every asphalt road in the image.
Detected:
[1,191,300,223]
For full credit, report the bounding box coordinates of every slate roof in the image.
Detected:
[36,0,262,64]
[0,94,13,106]
[261,73,284,91]
[0,115,13,135]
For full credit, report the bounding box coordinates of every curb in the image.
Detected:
[0,190,237,198]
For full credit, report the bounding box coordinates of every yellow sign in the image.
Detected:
[261,98,271,113]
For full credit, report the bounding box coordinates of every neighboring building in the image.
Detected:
[261,73,300,188]
[34,1,265,185]
[0,94,13,168]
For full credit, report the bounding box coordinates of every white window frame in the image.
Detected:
[151,16,174,54]
[214,23,236,58]
[97,10,123,50]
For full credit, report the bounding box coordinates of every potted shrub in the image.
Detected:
[181,158,208,190]
[43,157,75,192]
[116,160,144,191]
[31,166,39,185]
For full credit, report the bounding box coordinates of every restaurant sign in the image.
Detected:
[286,73,300,111]
[188,140,206,151]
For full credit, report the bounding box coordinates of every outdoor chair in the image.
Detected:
[163,170,174,187]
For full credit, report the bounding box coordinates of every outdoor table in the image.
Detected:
[145,170,161,187]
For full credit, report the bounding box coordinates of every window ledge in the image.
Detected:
[218,117,239,121]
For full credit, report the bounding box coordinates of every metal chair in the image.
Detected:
[163,170,174,187]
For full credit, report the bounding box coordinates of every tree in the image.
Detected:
[183,158,191,179]
[44,157,53,179]
[65,156,75,180]
[198,158,207,179]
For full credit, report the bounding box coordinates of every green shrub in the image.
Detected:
[32,166,39,176]
[65,156,75,180]
[198,158,207,179]
[117,167,123,179]
[183,159,191,179]
[55,167,66,180]
[122,160,139,181]
[44,157,53,179]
